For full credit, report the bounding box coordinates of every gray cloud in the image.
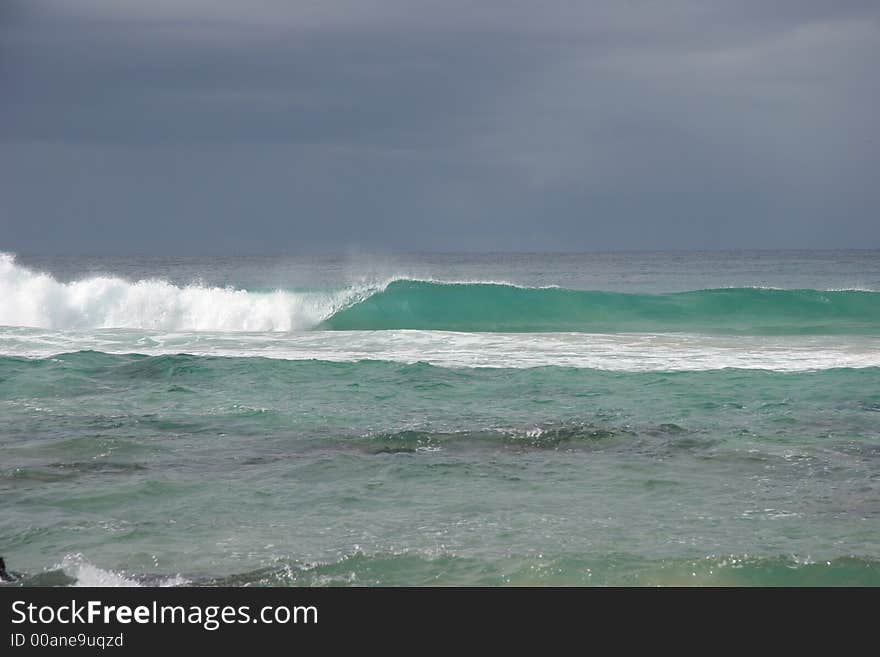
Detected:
[1,1,878,253]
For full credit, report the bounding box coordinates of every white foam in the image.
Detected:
[2,327,879,371]
[58,553,188,587]
[0,253,368,331]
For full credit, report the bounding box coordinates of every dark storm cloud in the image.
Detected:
[1,1,878,253]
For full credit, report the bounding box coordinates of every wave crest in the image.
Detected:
[0,253,365,331]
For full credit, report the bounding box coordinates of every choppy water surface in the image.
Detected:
[2,251,878,586]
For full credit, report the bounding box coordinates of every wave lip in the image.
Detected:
[322,279,880,334]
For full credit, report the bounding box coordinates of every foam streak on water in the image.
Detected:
[0,327,878,371]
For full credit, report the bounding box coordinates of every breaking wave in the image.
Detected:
[2,254,879,334]
[0,253,367,331]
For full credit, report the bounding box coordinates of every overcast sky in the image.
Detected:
[1,1,878,254]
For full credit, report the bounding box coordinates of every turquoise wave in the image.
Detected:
[322,280,880,333]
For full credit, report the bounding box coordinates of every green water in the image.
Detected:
[2,354,879,586]
[323,281,880,334]
[1,251,879,586]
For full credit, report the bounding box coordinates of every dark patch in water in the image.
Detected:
[5,461,146,483]
[503,425,622,449]
[49,461,147,473]
[652,423,688,434]
[361,430,445,454]
[358,424,630,454]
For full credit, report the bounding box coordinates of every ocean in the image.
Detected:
[1,250,879,586]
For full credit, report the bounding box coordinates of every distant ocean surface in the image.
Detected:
[2,250,879,586]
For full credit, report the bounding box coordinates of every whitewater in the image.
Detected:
[0,252,360,331]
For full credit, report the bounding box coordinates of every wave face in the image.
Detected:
[322,279,880,334]
[0,253,359,331]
